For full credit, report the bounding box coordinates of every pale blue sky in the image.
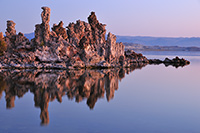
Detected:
[0,0,200,37]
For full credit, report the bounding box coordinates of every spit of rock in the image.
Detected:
[0,7,190,69]
[149,56,190,68]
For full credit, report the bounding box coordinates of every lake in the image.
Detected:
[0,51,200,133]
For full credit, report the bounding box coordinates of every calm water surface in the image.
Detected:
[0,51,200,133]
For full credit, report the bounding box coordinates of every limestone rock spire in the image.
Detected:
[34,6,51,45]
[5,20,16,37]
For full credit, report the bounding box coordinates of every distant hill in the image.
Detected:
[124,43,200,51]
[116,35,200,47]
[24,32,34,40]
[24,33,200,49]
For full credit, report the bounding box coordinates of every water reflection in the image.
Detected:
[0,63,147,125]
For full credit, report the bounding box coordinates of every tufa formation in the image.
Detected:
[0,7,189,69]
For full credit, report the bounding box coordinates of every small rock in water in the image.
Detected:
[149,57,190,68]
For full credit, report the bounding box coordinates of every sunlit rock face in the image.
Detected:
[0,64,147,125]
[88,12,106,45]
[52,21,68,40]
[0,7,149,69]
[106,32,125,62]
[0,6,190,69]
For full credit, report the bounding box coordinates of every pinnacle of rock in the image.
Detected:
[41,7,51,24]
[34,6,51,45]
[88,12,98,26]
[5,20,16,37]
[88,12,106,44]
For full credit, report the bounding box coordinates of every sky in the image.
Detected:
[0,0,200,37]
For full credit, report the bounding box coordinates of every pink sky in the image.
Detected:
[0,0,200,37]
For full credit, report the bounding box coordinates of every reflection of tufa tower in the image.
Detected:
[105,71,119,102]
[0,75,6,99]
[0,66,146,125]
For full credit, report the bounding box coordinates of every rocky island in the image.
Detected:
[0,7,190,69]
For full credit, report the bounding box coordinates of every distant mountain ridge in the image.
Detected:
[116,35,200,47]
[24,33,200,47]
[25,32,34,40]
[124,43,200,51]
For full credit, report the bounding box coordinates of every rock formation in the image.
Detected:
[5,20,16,37]
[0,6,190,69]
[88,12,106,45]
[52,21,68,40]
[4,20,31,52]
[0,32,7,55]
[106,32,125,62]
[149,56,190,68]
[34,7,51,45]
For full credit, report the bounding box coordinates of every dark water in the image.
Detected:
[0,52,200,133]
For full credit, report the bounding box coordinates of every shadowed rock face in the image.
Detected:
[148,56,190,68]
[0,64,147,125]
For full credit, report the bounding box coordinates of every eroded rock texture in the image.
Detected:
[34,7,51,45]
[106,32,125,62]
[5,20,16,37]
[4,21,31,52]
[0,6,190,69]
[88,12,106,45]
[52,21,68,40]
[0,7,132,69]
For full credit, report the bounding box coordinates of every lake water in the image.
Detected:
[0,51,200,133]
